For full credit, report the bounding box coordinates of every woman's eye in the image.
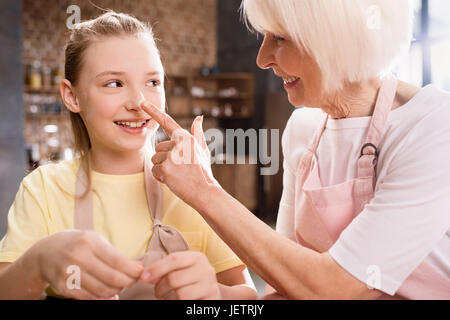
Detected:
[147,80,160,87]
[274,35,286,41]
[105,81,122,88]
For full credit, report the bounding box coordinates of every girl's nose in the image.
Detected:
[256,34,275,70]
[125,90,146,111]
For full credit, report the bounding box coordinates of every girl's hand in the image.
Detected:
[140,251,221,300]
[32,230,144,300]
[141,101,220,207]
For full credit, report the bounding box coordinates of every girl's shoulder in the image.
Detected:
[23,158,80,190]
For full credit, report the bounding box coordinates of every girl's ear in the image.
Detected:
[60,79,81,113]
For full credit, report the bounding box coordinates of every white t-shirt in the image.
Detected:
[278,84,450,296]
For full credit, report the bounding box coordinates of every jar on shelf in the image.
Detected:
[42,65,52,89]
[192,106,202,116]
[173,85,185,96]
[29,60,42,90]
[211,106,221,118]
[52,64,64,88]
[224,103,233,117]
[241,105,249,117]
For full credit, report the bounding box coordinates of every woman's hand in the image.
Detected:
[32,230,144,300]
[140,251,221,300]
[141,101,220,206]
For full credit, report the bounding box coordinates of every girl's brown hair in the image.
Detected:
[64,11,160,195]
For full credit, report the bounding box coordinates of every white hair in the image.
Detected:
[241,0,415,93]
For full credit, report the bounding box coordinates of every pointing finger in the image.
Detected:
[191,116,207,150]
[141,101,181,137]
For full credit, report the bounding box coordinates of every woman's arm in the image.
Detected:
[195,185,382,300]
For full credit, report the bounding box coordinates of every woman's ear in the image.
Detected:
[60,79,81,113]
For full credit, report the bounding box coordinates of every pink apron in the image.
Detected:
[293,77,450,299]
[73,161,189,300]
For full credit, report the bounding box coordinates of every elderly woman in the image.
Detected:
[142,0,450,299]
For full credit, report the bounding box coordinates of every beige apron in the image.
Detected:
[74,161,189,300]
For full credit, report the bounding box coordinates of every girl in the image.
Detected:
[0,11,256,300]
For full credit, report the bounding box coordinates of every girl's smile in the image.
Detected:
[113,118,151,135]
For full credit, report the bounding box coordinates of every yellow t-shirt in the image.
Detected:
[0,159,243,296]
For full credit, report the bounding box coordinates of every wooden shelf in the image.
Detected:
[191,94,251,100]
[24,86,60,94]
[165,72,255,119]
[171,114,253,120]
[25,112,66,117]
[194,72,254,80]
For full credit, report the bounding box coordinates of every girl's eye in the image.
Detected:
[147,80,160,87]
[105,81,122,88]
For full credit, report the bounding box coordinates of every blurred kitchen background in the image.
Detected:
[0,0,449,294]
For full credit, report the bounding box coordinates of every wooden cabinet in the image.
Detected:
[165,73,254,121]
[211,159,258,212]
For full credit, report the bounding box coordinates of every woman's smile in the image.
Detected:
[283,76,300,89]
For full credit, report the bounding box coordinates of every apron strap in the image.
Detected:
[74,161,94,230]
[73,159,189,254]
[307,113,329,154]
[144,162,189,253]
[357,76,398,179]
